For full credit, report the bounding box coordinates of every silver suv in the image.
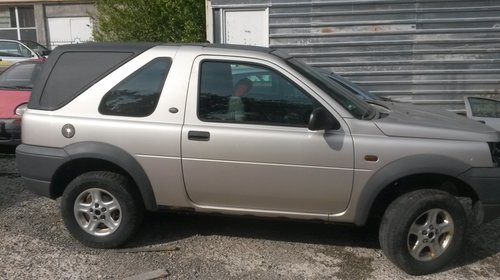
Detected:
[16,43,500,275]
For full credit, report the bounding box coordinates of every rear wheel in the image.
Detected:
[379,189,466,275]
[61,171,144,248]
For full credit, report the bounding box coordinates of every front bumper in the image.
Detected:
[459,167,500,223]
[0,118,21,146]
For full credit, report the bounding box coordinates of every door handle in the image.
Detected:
[188,131,210,141]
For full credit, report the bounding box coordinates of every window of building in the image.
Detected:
[199,61,318,126]
[0,6,36,41]
[99,58,172,117]
[14,7,35,28]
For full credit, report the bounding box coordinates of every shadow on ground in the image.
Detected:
[0,151,28,210]
[130,212,381,250]
[128,210,500,274]
[0,146,16,155]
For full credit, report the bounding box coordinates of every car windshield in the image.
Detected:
[0,62,43,89]
[286,58,374,119]
[327,72,383,101]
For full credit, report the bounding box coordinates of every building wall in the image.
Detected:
[44,3,94,18]
[210,0,500,112]
[44,3,95,48]
[0,1,94,48]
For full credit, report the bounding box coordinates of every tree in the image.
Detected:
[92,0,205,43]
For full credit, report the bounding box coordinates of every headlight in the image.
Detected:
[15,103,28,116]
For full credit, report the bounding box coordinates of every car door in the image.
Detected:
[181,56,354,215]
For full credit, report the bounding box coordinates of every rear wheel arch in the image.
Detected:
[353,154,477,226]
[50,142,157,211]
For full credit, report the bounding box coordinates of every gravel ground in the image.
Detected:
[0,149,499,279]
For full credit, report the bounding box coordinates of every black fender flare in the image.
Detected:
[352,154,472,225]
[63,141,157,211]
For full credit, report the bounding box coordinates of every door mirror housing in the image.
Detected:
[308,107,341,131]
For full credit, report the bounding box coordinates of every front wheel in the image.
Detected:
[379,189,466,275]
[61,171,144,248]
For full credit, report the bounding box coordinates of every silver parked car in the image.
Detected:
[16,43,500,275]
[464,95,500,131]
[0,39,50,71]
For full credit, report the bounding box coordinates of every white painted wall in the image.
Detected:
[47,17,92,48]
[222,9,268,47]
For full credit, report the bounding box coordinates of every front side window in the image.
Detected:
[99,57,171,117]
[199,61,318,126]
[0,41,29,57]
[468,97,500,118]
[18,43,31,57]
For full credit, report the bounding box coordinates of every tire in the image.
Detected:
[379,189,466,275]
[61,171,144,248]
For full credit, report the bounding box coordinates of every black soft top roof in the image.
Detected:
[50,42,159,53]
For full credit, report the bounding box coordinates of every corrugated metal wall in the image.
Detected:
[212,0,500,112]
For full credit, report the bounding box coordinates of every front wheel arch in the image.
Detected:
[352,154,474,225]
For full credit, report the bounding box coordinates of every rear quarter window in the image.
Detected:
[98,57,172,117]
[39,51,134,108]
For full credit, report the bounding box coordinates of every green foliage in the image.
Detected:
[92,0,205,43]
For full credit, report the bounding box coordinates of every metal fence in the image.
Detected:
[268,0,500,112]
[211,0,500,112]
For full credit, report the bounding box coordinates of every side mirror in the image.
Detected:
[308,107,341,131]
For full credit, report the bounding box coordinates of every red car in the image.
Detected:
[0,59,44,146]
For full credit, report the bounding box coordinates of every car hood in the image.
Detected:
[0,89,31,118]
[372,101,500,142]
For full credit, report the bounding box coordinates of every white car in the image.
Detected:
[0,39,50,70]
[464,96,500,131]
